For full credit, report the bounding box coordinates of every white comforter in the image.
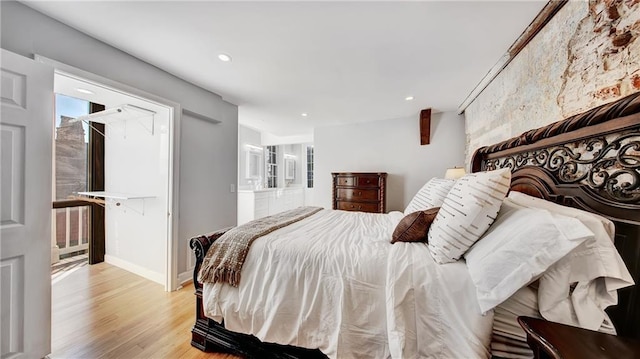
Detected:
[203,209,492,358]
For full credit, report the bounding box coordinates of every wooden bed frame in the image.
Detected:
[190,92,640,357]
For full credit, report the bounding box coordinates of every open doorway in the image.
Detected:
[42,60,183,359]
[51,70,178,290]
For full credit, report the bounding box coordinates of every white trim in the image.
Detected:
[36,54,182,292]
[187,240,194,269]
[104,254,164,285]
[457,2,566,114]
[169,105,180,292]
[51,245,60,264]
[178,269,193,286]
[457,53,509,114]
[182,242,195,286]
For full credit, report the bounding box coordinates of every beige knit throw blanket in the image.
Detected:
[198,206,323,287]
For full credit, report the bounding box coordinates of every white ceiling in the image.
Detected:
[24,1,546,136]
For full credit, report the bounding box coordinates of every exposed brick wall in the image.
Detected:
[465,0,640,166]
[559,0,640,116]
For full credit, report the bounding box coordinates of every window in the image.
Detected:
[53,94,92,259]
[54,94,90,200]
[53,95,107,263]
[266,145,278,188]
[306,146,314,188]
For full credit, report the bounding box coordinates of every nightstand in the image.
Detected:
[517,316,640,359]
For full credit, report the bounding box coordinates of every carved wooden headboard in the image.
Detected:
[471,92,640,340]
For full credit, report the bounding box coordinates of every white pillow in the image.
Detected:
[465,201,593,314]
[505,191,634,330]
[507,191,615,239]
[427,168,511,264]
[404,178,455,215]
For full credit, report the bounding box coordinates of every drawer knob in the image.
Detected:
[366,180,371,184]
[358,206,362,210]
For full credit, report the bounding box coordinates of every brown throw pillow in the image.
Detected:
[391,207,440,244]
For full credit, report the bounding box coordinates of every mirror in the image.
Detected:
[285,158,296,180]
[246,150,262,179]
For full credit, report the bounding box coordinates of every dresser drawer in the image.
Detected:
[357,176,381,187]
[336,175,355,186]
[336,201,380,213]
[336,188,380,201]
[332,172,387,213]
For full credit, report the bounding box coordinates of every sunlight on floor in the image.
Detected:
[51,253,88,285]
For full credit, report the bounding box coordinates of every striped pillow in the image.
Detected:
[427,168,511,264]
[404,178,455,215]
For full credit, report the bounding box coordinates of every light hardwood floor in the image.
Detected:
[51,262,241,359]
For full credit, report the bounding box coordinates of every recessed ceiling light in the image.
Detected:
[301,113,308,117]
[218,53,232,62]
[76,88,94,94]
[405,96,414,101]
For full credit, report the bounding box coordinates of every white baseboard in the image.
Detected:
[104,254,164,285]
[178,266,195,286]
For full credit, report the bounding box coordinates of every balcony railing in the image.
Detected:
[52,204,89,263]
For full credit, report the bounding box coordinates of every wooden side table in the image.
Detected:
[518,316,640,359]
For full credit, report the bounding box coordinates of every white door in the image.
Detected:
[1,49,54,358]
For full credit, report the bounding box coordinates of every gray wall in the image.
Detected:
[313,112,466,212]
[1,1,238,279]
[179,113,237,275]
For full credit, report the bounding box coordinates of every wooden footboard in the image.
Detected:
[189,228,327,359]
[189,228,233,353]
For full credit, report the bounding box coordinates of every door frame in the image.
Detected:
[36,55,182,291]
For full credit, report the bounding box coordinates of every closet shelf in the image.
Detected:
[69,104,156,136]
[77,191,155,200]
[77,191,154,215]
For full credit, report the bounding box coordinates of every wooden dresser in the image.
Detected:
[332,172,387,213]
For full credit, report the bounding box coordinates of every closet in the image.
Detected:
[75,103,172,285]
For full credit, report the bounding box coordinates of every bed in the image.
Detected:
[189,92,640,358]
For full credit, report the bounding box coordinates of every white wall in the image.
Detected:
[313,112,465,212]
[104,105,170,284]
[1,1,239,280]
